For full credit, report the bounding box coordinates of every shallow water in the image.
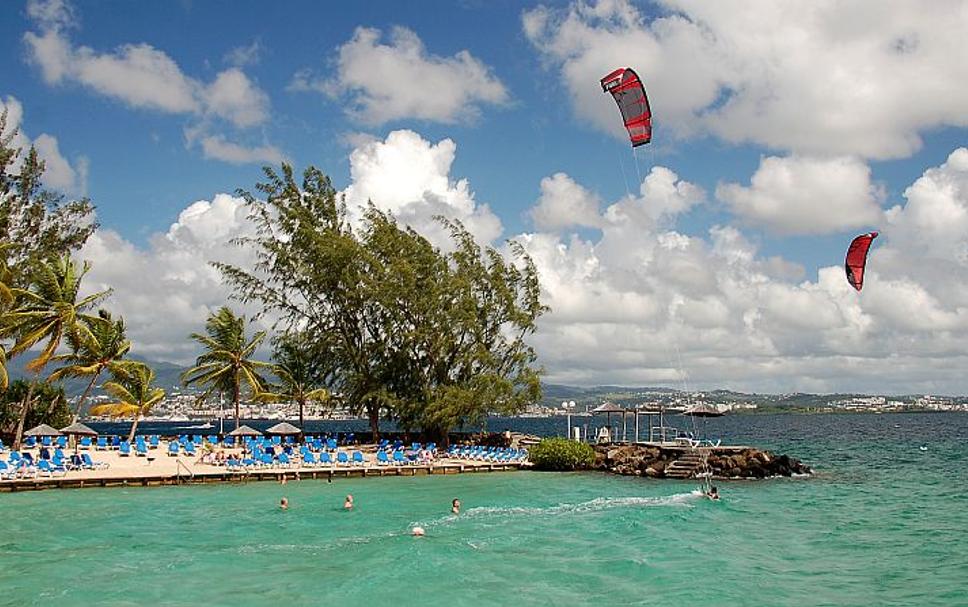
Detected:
[2,413,967,606]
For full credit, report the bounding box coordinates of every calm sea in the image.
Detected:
[2,412,966,606]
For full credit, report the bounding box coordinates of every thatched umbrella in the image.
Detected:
[228,425,262,437]
[265,422,302,435]
[60,422,98,436]
[24,424,63,437]
[60,422,98,451]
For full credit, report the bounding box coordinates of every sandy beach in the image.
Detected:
[0,440,529,490]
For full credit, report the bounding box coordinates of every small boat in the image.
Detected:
[919,446,928,452]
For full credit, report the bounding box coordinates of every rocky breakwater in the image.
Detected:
[593,445,812,479]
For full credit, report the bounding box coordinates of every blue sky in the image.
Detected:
[4,0,968,393]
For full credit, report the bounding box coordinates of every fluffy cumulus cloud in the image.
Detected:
[80,194,267,363]
[341,129,503,245]
[523,0,968,158]
[516,149,968,393]
[291,26,509,125]
[1,94,86,194]
[717,155,884,235]
[77,130,503,360]
[23,0,277,162]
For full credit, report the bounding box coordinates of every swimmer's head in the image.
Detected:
[411,526,426,536]
[280,497,288,509]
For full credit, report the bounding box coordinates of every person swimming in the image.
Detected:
[451,498,461,515]
[411,526,425,537]
[706,486,720,501]
[280,497,289,510]
[344,494,354,510]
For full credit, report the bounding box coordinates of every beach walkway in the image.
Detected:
[0,441,530,492]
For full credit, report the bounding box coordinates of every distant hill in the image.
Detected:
[6,354,188,396]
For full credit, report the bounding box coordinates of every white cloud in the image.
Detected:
[223,40,263,68]
[294,26,509,125]
[717,155,884,235]
[195,134,285,166]
[23,0,277,151]
[1,94,86,195]
[524,0,968,158]
[80,194,268,363]
[530,173,602,231]
[341,129,503,245]
[514,149,968,393]
[202,68,269,128]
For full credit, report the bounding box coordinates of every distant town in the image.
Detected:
[74,380,968,422]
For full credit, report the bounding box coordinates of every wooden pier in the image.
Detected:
[0,461,529,492]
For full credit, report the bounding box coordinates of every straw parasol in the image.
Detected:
[265,422,302,435]
[60,422,98,436]
[24,423,63,437]
[228,425,263,437]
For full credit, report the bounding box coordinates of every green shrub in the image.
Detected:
[528,438,595,471]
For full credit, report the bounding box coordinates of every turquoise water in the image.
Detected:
[2,413,967,606]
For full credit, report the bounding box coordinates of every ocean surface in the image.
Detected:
[2,412,967,606]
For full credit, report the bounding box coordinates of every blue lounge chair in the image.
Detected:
[392,450,407,465]
[119,441,131,456]
[79,437,92,449]
[352,451,365,465]
[96,437,108,450]
[320,452,333,466]
[326,439,337,451]
[135,442,148,456]
[376,450,390,465]
[168,442,180,456]
[222,436,235,447]
[56,436,67,449]
[192,435,203,446]
[336,452,349,466]
[277,453,292,467]
[25,437,37,448]
[0,461,12,479]
[110,436,121,449]
[37,460,65,477]
[149,435,160,449]
[41,436,52,447]
[301,451,318,466]
[184,443,196,456]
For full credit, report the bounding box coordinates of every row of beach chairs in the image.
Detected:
[0,450,109,479]
[447,445,529,462]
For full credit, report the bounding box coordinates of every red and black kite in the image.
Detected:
[601,67,652,147]
[845,232,878,291]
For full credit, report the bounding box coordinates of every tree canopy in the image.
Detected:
[218,164,546,439]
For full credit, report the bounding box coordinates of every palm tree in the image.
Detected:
[89,363,165,443]
[181,307,271,430]
[0,254,109,448]
[48,309,132,423]
[256,336,329,427]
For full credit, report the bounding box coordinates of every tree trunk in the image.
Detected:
[72,370,102,424]
[127,415,141,443]
[233,381,241,430]
[298,396,305,428]
[368,404,380,441]
[12,378,38,450]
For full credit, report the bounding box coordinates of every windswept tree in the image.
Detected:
[256,333,330,427]
[217,165,396,437]
[90,362,165,443]
[181,306,271,430]
[218,164,546,440]
[48,309,132,422]
[0,255,108,448]
[1,109,97,281]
